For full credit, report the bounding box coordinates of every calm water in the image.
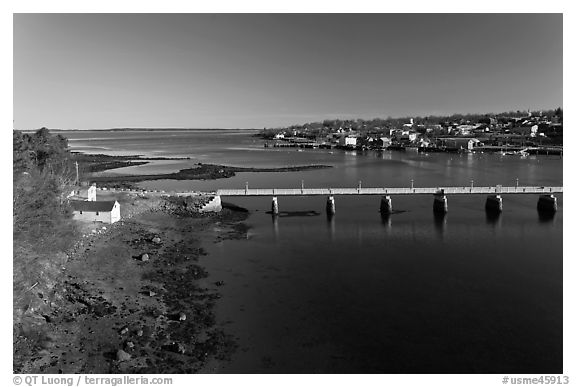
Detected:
[64,129,563,373]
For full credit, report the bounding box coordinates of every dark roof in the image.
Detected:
[70,200,118,212]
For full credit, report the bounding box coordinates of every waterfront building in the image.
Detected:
[70,200,121,224]
[437,137,481,150]
[339,135,357,147]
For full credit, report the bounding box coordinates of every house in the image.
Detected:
[455,125,478,136]
[393,130,419,142]
[404,131,419,142]
[379,137,391,147]
[339,135,357,147]
[417,137,433,147]
[70,200,121,224]
[514,125,539,137]
[437,137,481,150]
[68,183,97,201]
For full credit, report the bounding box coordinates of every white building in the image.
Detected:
[87,185,96,201]
[71,200,121,224]
[339,136,357,147]
[405,132,419,142]
[69,184,97,201]
[439,138,481,150]
[402,118,414,128]
[378,137,391,147]
[514,125,539,137]
[393,130,419,142]
[455,125,479,136]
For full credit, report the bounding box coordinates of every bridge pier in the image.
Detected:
[485,194,503,213]
[380,195,393,214]
[271,196,279,215]
[326,196,336,215]
[433,192,448,214]
[537,194,557,213]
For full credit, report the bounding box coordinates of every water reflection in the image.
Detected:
[537,211,556,224]
[433,212,447,238]
[324,213,335,241]
[380,213,392,229]
[356,224,364,247]
[466,152,474,167]
[272,214,279,239]
[485,210,502,228]
[379,151,392,160]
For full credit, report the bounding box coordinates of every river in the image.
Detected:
[63,129,563,373]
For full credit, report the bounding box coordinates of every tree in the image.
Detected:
[554,107,563,118]
[13,128,75,241]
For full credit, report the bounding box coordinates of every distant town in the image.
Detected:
[258,108,563,155]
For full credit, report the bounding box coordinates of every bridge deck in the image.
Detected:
[215,186,563,196]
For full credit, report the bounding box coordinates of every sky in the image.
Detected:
[13,13,563,130]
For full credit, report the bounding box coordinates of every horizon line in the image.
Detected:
[13,106,563,132]
[15,127,263,132]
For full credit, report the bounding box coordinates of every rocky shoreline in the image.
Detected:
[14,150,329,373]
[13,194,249,373]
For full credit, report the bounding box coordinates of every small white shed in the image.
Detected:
[70,200,121,224]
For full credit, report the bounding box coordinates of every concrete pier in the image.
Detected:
[326,196,336,215]
[380,195,393,214]
[537,194,558,213]
[485,194,503,213]
[433,192,448,214]
[199,195,222,213]
[271,196,279,215]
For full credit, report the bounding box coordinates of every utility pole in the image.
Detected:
[75,161,79,185]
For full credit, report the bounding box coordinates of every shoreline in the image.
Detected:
[13,191,250,373]
[76,153,332,188]
[71,153,193,174]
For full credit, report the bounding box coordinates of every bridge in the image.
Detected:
[216,186,562,197]
[214,185,562,215]
[96,184,562,215]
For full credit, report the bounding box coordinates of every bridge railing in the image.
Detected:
[215,186,562,196]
